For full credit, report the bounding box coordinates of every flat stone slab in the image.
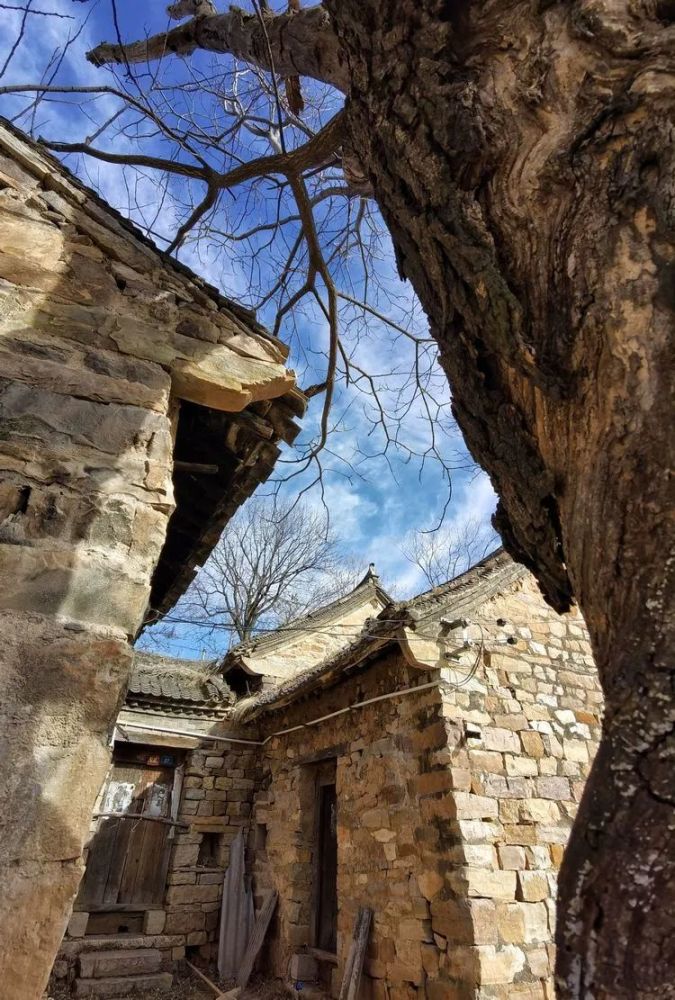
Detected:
[79,949,161,979]
[75,972,173,997]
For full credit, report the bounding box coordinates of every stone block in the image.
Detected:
[517,872,549,902]
[477,944,526,984]
[498,845,526,870]
[143,910,166,935]
[430,899,477,945]
[467,898,499,945]
[482,728,521,753]
[464,869,517,901]
[445,945,480,982]
[164,910,205,935]
[535,777,572,801]
[505,755,538,777]
[519,799,561,824]
[493,713,530,731]
[468,749,505,773]
[397,918,429,942]
[421,942,440,977]
[52,960,69,979]
[68,911,89,938]
[549,844,565,867]
[528,945,550,978]
[520,731,545,758]
[79,949,161,979]
[497,902,548,945]
[166,883,220,905]
[461,844,498,868]
[496,902,525,943]
[457,819,502,844]
[74,972,173,996]
[563,739,589,763]
[452,792,499,820]
[290,954,318,980]
[526,845,552,870]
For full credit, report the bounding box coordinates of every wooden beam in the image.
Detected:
[174,460,220,475]
[186,960,227,998]
[236,890,278,988]
[309,947,339,965]
[338,907,372,1000]
[92,812,189,830]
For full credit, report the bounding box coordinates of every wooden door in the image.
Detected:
[76,746,178,910]
[316,781,338,953]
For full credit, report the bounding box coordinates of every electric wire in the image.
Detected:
[147,614,573,644]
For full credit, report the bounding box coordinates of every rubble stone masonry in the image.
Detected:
[249,575,601,1000]
[0,121,294,1000]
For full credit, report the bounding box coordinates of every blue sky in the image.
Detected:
[0,1,499,655]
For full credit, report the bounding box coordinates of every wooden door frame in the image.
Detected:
[310,759,338,954]
[74,743,184,911]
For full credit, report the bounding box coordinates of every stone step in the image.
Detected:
[60,933,183,958]
[75,972,173,997]
[79,949,161,979]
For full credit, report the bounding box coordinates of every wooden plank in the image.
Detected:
[93,812,188,829]
[236,890,278,989]
[102,815,133,905]
[135,820,170,903]
[76,817,122,907]
[174,460,220,475]
[217,827,254,979]
[82,903,156,913]
[338,908,373,1000]
[309,948,339,964]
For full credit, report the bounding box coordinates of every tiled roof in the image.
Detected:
[232,549,521,721]
[129,651,234,706]
[220,565,391,665]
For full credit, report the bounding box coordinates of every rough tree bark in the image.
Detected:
[87,3,675,996]
[325,5,674,997]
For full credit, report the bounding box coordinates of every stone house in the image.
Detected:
[53,553,602,998]
[0,118,304,998]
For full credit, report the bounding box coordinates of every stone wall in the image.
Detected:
[252,651,448,998]
[53,740,259,987]
[0,121,294,1000]
[422,574,602,999]
[249,577,602,999]
[165,743,258,962]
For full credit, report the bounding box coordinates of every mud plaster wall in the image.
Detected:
[0,125,291,1000]
[250,579,602,1000]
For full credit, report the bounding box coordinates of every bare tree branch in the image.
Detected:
[403,519,499,589]
[87,3,348,93]
[146,495,360,654]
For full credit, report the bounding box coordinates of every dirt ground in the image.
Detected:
[46,967,293,1000]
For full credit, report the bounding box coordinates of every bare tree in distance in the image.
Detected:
[403,520,499,590]
[1,1,674,994]
[144,495,362,656]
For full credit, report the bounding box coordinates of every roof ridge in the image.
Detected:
[233,549,527,720]
[221,570,391,663]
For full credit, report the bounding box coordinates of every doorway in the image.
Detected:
[313,763,338,954]
[75,744,182,913]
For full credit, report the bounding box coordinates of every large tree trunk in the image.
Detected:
[324,1,675,995]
